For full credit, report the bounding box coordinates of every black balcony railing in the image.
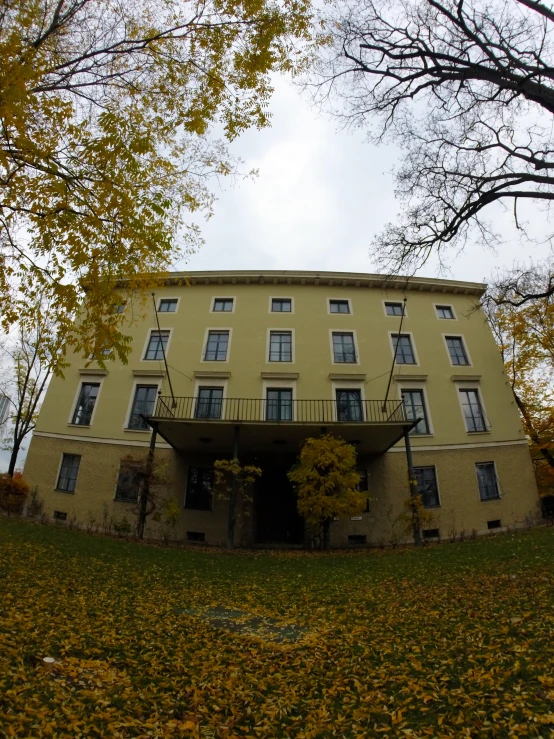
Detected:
[152,397,407,424]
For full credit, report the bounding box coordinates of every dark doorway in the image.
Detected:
[255,464,304,545]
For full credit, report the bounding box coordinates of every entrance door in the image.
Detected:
[255,465,304,545]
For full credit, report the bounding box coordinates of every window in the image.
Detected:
[144,330,170,360]
[460,389,487,432]
[271,298,292,312]
[53,511,68,521]
[115,461,143,502]
[392,334,416,364]
[266,389,293,421]
[329,299,350,314]
[158,299,178,313]
[332,332,357,363]
[336,389,363,421]
[112,302,126,314]
[195,388,224,419]
[414,466,440,507]
[401,390,430,434]
[212,298,234,312]
[204,331,229,361]
[476,463,500,501]
[128,385,158,430]
[436,305,455,319]
[269,331,292,362]
[385,302,404,316]
[72,383,100,425]
[487,519,502,530]
[446,336,469,365]
[185,467,214,510]
[187,531,206,542]
[56,454,81,493]
[423,528,440,540]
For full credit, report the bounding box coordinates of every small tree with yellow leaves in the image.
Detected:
[288,434,365,549]
[214,459,262,549]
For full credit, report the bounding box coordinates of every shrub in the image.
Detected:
[0,473,30,515]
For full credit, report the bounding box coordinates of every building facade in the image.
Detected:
[23,270,539,546]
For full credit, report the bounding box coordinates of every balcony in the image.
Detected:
[149,397,413,455]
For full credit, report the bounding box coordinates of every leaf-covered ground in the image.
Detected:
[2,519,554,738]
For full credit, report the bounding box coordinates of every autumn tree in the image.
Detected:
[484,271,554,493]
[287,434,364,548]
[0,0,312,362]
[214,458,262,549]
[314,0,554,273]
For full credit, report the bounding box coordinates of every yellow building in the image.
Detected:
[23,270,539,546]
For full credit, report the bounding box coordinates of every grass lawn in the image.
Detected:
[2,520,554,738]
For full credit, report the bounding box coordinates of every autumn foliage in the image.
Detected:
[288,434,364,547]
[0,472,29,515]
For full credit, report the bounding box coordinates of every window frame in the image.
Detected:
[210,297,236,314]
[335,388,364,422]
[269,296,294,314]
[399,386,432,435]
[330,330,360,365]
[55,453,81,493]
[389,331,419,366]
[265,387,294,421]
[69,381,101,427]
[475,461,501,501]
[383,300,407,317]
[125,382,160,431]
[201,328,232,363]
[443,334,472,366]
[434,304,457,320]
[114,459,144,503]
[184,466,215,511]
[157,297,180,313]
[328,298,352,315]
[141,328,172,362]
[457,386,489,433]
[413,465,441,508]
[267,328,294,363]
[194,386,225,420]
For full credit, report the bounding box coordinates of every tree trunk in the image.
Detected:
[137,425,157,540]
[513,390,554,468]
[7,439,21,478]
[226,479,237,550]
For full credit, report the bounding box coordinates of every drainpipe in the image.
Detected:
[226,425,240,549]
[403,426,422,546]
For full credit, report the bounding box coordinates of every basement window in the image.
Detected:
[487,519,502,530]
[186,531,206,542]
[53,511,67,521]
[348,534,367,545]
[423,528,440,540]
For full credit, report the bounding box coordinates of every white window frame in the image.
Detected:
[382,300,407,318]
[413,464,442,508]
[474,460,503,502]
[442,334,472,367]
[266,328,295,364]
[329,329,360,366]
[262,378,297,421]
[55,452,81,494]
[201,327,233,363]
[398,385,434,436]
[68,376,105,427]
[157,296,181,313]
[268,296,294,314]
[327,297,353,315]
[141,328,173,362]
[456,382,490,434]
[192,378,229,420]
[434,303,457,320]
[210,296,236,314]
[330,379,365,422]
[388,331,419,366]
[124,378,162,432]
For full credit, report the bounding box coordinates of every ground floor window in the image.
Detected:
[476,462,500,501]
[414,466,440,508]
[115,460,144,502]
[56,454,81,493]
[185,467,214,511]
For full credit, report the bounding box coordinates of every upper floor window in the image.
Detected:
[56,454,81,493]
[72,383,100,426]
[385,302,404,317]
[266,388,293,421]
[332,332,357,363]
[459,389,487,432]
[271,298,292,313]
[185,467,214,510]
[329,299,350,314]
[204,330,229,361]
[414,466,440,507]
[436,305,455,319]
[115,460,143,502]
[392,334,416,364]
[269,331,292,362]
[212,298,234,312]
[336,389,363,421]
[401,389,430,434]
[158,299,178,313]
[195,388,224,419]
[128,385,157,430]
[445,336,470,365]
[144,330,170,361]
[476,462,500,501]
[112,301,126,314]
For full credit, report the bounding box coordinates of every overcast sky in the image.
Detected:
[2,75,552,473]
